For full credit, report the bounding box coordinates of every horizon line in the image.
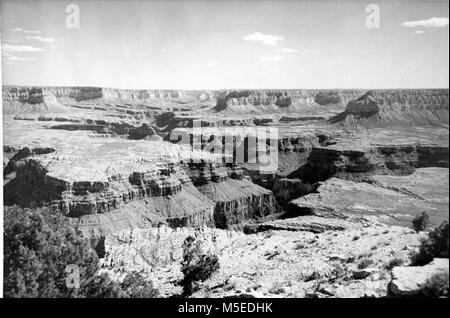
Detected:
[2,85,449,91]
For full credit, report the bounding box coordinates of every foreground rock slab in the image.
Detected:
[100,220,421,298]
[389,258,449,297]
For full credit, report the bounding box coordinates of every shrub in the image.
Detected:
[412,212,430,233]
[357,258,374,269]
[419,272,449,298]
[4,206,99,297]
[79,273,125,298]
[384,257,404,270]
[180,234,220,296]
[120,271,159,298]
[3,205,158,298]
[412,221,449,266]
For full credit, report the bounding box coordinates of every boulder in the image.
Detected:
[389,258,449,296]
[353,268,378,279]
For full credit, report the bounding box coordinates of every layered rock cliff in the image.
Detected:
[2,86,217,115]
[3,126,278,237]
[293,143,449,183]
[330,90,449,126]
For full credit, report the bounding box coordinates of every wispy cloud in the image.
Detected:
[400,17,449,28]
[201,62,218,67]
[280,47,298,53]
[261,54,285,62]
[25,36,55,43]
[261,48,320,62]
[2,44,45,52]
[6,56,38,61]
[415,30,426,34]
[24,30,41,34]
[243,32,284,46]
[302,49,320,54]
[11,28,41,34]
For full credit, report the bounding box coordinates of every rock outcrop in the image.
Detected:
[294,143,449,183]
[389,258,449,297]
[331,90,449,126]
[289,168,449,227]
[99,222,422,298]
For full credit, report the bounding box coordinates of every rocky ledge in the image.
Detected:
[3,122,278,238]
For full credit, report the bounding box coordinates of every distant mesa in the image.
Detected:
[329,89,449,126]
[314,92,342,106]
[345,90,380,117]
[329,90,382,124]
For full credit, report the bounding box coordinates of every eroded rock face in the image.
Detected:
[128,123,160,140]
[213,90,358,113]
[289,168,449,227]
[331,90,449,126]
[198,179,278,229]
[273,178,314,203]
[389,258,449,297]
[296,143,448,183]
[3,124,279,236]
[345,91,380,117]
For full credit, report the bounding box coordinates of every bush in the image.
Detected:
[4,206,99,297]
[412,221,449,266]
[412,212,430,233]
[120,271,159,298]
[4,205,158,298]
[419,272,449,298]
[180,234,220,296]
[384,258,404,270]
[357,258,374,269]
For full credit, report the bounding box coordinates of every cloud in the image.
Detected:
[2,44,45,52]
[400,17,449,28]
[280,47,298,53]
[11,28,41,33]
[261,54,285,62]
[6,56,38,61]
[415,30,426,34]
[302,49,320,54]
[201,62,218,67]
[23,30,41,34]
[243,32,284,46]
[25,36,55,42]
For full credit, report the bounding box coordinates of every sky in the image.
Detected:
[0,0,449,89]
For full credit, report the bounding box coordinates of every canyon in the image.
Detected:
[2,86,449,297]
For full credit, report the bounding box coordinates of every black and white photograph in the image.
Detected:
[0,0,448,302]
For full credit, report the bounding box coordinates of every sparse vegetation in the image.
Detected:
[352,235,360,241]
[357,258,374,269]
[120,271,159,298]
[411,221,449,266]
[180,233,220,297]
[384,257,404,270]
[4,205,158,298]
[412,212,430,233]
[293,243,305,250]
[345,256,356,263]
[418,272,449,298]
[328,263,348,282]
[303,270,321,282]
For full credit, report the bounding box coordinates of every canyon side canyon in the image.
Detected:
[2,86,449,297]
